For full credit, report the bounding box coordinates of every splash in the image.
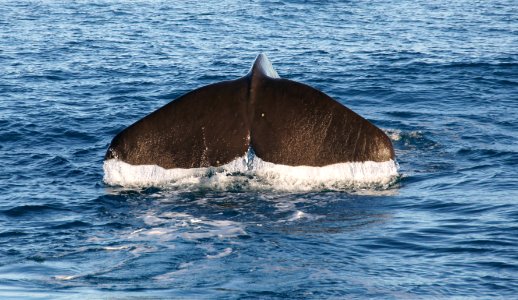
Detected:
[103,152,399,191]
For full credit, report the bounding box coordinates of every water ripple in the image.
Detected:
[0,0,517,298]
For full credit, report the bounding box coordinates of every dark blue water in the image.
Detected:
[1,1,517,298]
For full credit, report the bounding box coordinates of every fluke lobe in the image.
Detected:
[105,54,395,171]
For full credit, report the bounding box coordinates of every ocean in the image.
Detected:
[1,0,517,298]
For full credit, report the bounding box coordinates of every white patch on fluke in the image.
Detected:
[103,156,248,187]
[250,157,398,190]
[104,152,398,190]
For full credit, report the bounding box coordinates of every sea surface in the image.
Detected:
[1,1,517,299]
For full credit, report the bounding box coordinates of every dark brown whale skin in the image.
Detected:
[105,54,395,169]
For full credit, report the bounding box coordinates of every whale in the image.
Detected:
[104,54,397,187]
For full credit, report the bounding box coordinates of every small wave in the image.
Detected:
[62,129,95,141]
[0,230,27,238]
[385,129,423,142]
[206,247,232,259]
[102,245,133,251]
[2,205,64,217]
[43,156,71,168]
[385,129,438,150]
[50,220,91,230]
[55,274,80,281]
[457,148,516,161]
[127,212,248,243]
[284,210,321,222]
[384,111,422,119]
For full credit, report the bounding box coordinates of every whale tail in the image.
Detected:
[105,54,395,169]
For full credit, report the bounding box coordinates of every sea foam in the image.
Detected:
[103,151,398,190]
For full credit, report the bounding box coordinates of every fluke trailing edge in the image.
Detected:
[105,54,395,172]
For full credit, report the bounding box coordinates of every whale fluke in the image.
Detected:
[105,54,395,170]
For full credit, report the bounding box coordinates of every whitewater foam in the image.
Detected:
[103,152,398,190]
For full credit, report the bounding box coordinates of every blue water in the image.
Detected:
[1,1,517,298]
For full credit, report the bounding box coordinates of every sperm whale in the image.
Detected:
[104,54,397,187]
